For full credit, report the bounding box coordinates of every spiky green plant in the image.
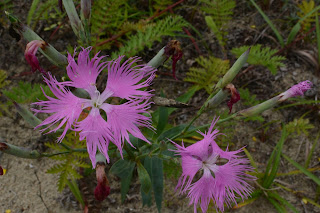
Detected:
[184,55,230,93]
[297,0,319,32]
[2,81,53,105]
[112,16,188,58]
[201,0,235,47]
[46,132,90,191]
[285,117,314,137]
[231,44,285,74]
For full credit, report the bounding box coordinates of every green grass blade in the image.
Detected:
[282,153,320,186]
[249,0,284,47]
[268,191,299,213]
[66,179,85,206]
[288,5,320,45]
[27,0,41,27]
[305,132,320,168]
[262,128,287,188]
[266,196,286,213]
[243,148,258,171]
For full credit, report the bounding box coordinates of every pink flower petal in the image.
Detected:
[75,108,113,167]
[32,74,84,142]
[66,47,107,92]
[105,56,155,99]
[100,99,153,157]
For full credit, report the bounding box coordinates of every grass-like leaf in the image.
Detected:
[282,153,320,186]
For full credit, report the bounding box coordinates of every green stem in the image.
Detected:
[0,142,41,159]
[0,141,87,159]
[5,12,68,67]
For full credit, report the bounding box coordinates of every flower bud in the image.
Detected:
[164,40,183,80]
[0,166,4,175]
[279,80,312,101]
[238,80,313,118]
[94,162,110,201]
[225,83,240,113]
[25,40,48,77]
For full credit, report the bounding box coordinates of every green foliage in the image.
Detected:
[0,69,10,89]
[46,132,90,191]
[297,0,319,32]
[152,0,173,11]
[239,88,260,106]
[201,0,235,47]
[262,128,287,189]
[0,0,13,26]
[184,55,230,94]
[27,0,66,30]
[231,45,285,74]
[2,81,53,105]
[163,157,181,178]
[285,117,314,137]
[90,0,128,50]
[112,16,188,58]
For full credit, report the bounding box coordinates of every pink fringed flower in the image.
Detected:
[279,80,312,101]
[171,117,255,213]
[33,47,156,167]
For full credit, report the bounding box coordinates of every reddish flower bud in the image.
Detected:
[94,162,110,201]
[225,84,240,113]
[25,40,48,77]
[164,40,183,80]
[0,166,3,175]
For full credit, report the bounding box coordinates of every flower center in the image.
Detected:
[92,90,104,108]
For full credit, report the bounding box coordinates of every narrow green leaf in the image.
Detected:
[305,132,320,168]
[266,196,287,213]
[27,0,41,26]
[151,157,164,213]
[205,16,223,45]
[243,148,258,170]
[155,106,169,138]
[110,159,136,202]
[249,0,284,47]
[287,5,320,45]
[263,128,287,188]
[158,124,187,142]
[66,179,85,206]
[13,102,42,127]
[141,158,152,206]
[282,153,320,186]
[268,191,299,213]
[137,161,152,194]
[286,23,301,45]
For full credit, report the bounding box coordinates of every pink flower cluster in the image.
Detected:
[171,117,256,212]
[33,47,156,167]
